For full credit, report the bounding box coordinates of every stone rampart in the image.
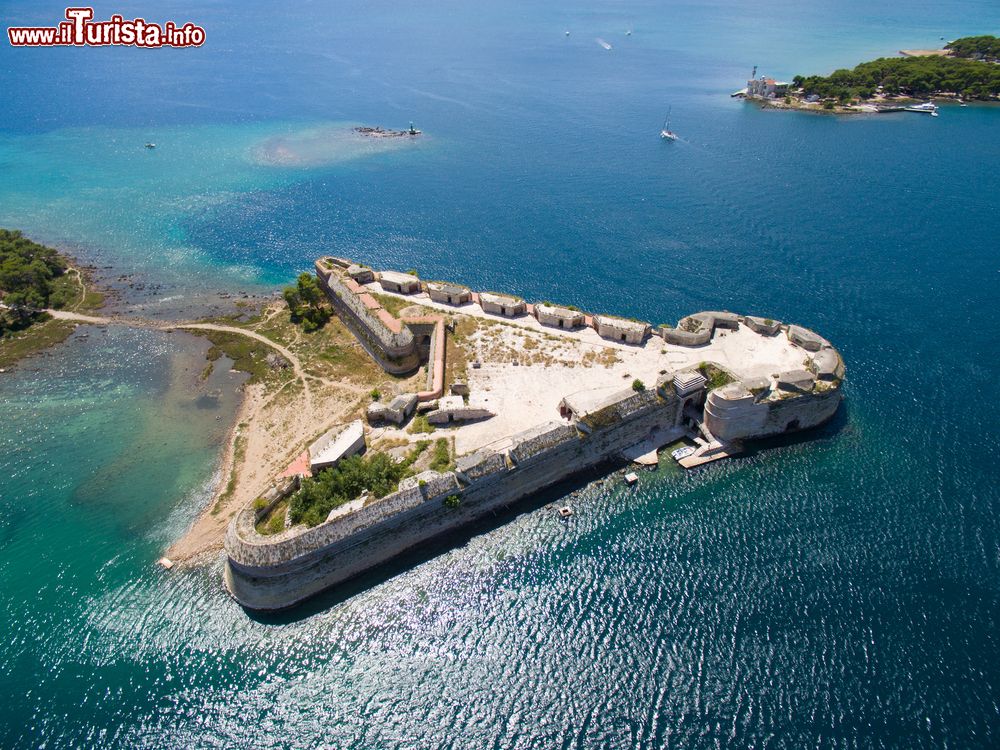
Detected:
[704,379,841,442]
[660,311,740,346]
[225,389,683,610]
[315,259,419,374]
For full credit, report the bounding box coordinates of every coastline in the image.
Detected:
[743,35,1000,115]
[165,377,254,565]
[0,259,106,370]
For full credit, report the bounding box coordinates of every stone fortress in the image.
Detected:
[224,257,845,610]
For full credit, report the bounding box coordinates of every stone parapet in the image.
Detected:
[315,258,419,374]
[225,388,685,610]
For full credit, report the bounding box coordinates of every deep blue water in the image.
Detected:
[1,1,999,747]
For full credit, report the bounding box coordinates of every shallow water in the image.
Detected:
[1,0,999,747]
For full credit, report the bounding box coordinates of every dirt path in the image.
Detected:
[175,322,313,412]
[48,309,312,411]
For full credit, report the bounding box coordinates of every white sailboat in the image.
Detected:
[660,107,679,141]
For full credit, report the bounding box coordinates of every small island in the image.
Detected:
[740,35,1000,113]
[354,123,421,138]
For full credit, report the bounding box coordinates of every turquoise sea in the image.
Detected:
[1,1,999,746]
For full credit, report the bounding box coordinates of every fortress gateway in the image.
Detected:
[224,258,845,610]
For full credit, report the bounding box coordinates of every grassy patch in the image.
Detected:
[407,414,435,434]
[0,317,76,369]
[199,330,278,384]
[211,430,247,515]
[580,347,620,368]
[255,499,288,535]
[370,292,411,319]
[429,438,451,472]
[697,362,735,391]
[446,316,477,386]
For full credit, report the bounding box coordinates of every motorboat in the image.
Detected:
[671,446,696,461]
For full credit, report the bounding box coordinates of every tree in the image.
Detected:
[0,229,69,336]
[282,272,330,332]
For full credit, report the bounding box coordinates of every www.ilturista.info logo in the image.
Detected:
[7,7,205,47]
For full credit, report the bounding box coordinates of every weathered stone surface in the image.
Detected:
[315,259,419,374]
[704,381,841,442]
[479,292,526,317]
[787,325,826,352]
[507,421,578,466]
[367,393,419,425]
[811,348,844,380]
[425,395,494,424]
[455,450,508,484]
[777,369,815,393]
[426,281,472,305]
[347,264,374,284]
[575,388,659,431]
[743,315,782,336]
[661,311,741,346]
[593,314,650,344]
[308,420,365,474]
[378,270,421,294]
[534,303,585,330]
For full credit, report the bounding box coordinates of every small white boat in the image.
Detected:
[624,472,639,485]
[144,142,156,149]
[671,446,696,461]
[903,102,938,114]
[558,506,574,518]
[660,107,679,141]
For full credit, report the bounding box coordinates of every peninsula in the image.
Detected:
[0,229,104,369]
[3,231,845,611]
[739,34,1000,113]
[221,257,845,611]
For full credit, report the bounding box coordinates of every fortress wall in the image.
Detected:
[758,389,841,435]
[705,387,841,441]
[225,394,682,610]
[314,260,419,374]
[704,390,769,441]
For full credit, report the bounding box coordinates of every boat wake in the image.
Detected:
[595,38,612,50]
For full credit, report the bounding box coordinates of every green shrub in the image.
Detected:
[632,379,646,392]
[697,362,735,391]
[370,388,381,401]
[443,494,461,509]
[289,453,413,527]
